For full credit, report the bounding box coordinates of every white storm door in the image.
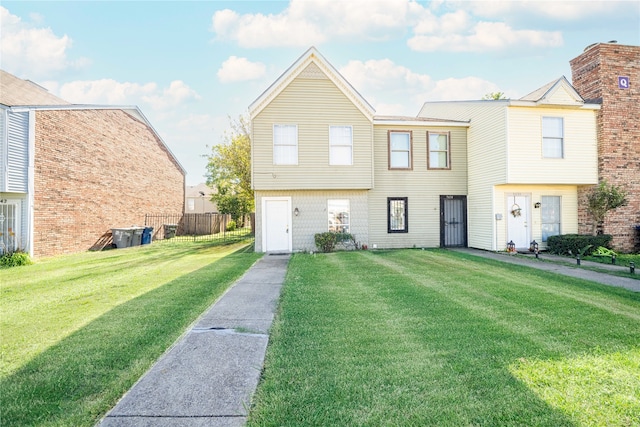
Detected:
[507,194,530,248]
[262,197,292,252]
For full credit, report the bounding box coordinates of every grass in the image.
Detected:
[531,252,640,280]
[247,249,640,427]
[0,239,261,426]
[583,253,640,268]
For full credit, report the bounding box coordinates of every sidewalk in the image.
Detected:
[98,253,290,427]
[452,248,640,292]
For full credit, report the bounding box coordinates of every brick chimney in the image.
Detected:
[570,42,640,252]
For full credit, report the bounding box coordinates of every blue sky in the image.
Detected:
[2,1,638,185]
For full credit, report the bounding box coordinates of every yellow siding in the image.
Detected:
[368,124,467,248]
[546,85,581,105]
[492,185,579,251]
[507,107,598,184]
[420,101,508,250]
[253,69,373,190]
[255,189,368,252]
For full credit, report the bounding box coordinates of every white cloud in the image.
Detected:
[217,56,266,83]
[143,80,201,110]
[58,79,157,105]
[0,6,88,79]
[426,76,501,101]
[211,0,571,53]
[339,58,500,115]
[211,0,426,48]
[341,58,431,92]
[211,6,326,48]
[448,0,626,21]
[57,79,200,111]
[408,21,563,52]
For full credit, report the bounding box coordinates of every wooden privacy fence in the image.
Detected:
[144,213,254,241]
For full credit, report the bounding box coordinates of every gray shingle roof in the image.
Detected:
[0,70,70,106]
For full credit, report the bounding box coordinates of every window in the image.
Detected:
[427,131,450,169]
[388,131,412,169]
[387,197,408,233]
[541,196,561,242]
[187,199,195,211]
[329,126,353,165]
[328,199,350,233]
[542,117,563,158]
[0,201,20,255]
[273,124,298,165]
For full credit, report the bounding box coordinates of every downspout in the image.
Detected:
[27,110,35,258]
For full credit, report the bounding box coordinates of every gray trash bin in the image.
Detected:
[131,227,144,246]
[112,228,134,248]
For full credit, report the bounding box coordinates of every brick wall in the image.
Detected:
[33,109,185,258]
[570,43,640,252]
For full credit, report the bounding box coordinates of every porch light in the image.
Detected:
[294,207,299,216]
[534,202,541,208]
[507,240,516,253]
[530,240,539,258]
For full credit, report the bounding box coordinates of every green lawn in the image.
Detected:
[248,249,640,427]
[0,240,261,427]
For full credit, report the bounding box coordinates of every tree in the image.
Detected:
[585,179,628,235]
[205,115,253,225]
[482,92,507,100]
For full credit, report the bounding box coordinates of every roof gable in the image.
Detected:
[249,47,375,120]
[519,76,584,106]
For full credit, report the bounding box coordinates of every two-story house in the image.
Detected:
[250,48,599,253]
[420,77,600,251]
[0,70,185,258]
[250,48,470,253]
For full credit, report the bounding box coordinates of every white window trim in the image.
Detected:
[273,124,298,165]
[542,117,564,159]
[329,125,353,166]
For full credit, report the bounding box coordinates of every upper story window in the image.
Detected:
[427,131,450,169]
[273,124,298,165]
[542,117,563,158]
[329,126,353,165]
[388,131,412,170]
[328,199,350,233]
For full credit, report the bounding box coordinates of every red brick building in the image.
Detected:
[571,42,640,252]
[1,70,185,258]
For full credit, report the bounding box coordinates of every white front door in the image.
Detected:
[507,194,530,248]
[262,197,292,253]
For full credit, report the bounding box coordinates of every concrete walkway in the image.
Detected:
[98,253,290,427]
[452,248,640,292]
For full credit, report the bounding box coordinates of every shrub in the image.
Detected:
[314,232,358,253]
[226,220,236,232]
[314,232,338,253]
[0,251,33,268]
[547,234,612,256]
